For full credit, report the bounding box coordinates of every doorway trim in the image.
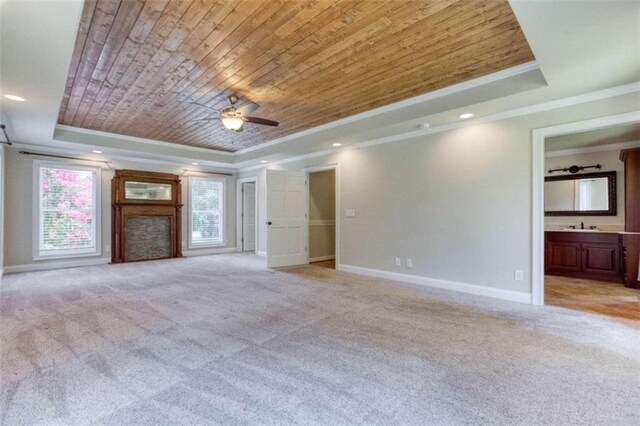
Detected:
[303,163,340,266]
[531,111,640,305]
[236,176,258,252]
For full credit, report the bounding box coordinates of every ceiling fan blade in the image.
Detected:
[190,102,220,112]
[244,116,279,127]
[190,117,217,122]
[237,101,260,115]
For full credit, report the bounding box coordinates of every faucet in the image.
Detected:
[581,222,585,229]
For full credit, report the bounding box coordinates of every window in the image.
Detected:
[35,162,100,259]
[189,176,224,247]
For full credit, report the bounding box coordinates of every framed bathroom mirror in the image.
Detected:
[544,171,616,216]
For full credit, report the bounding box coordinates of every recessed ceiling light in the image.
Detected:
[4,94,26,102]
[332,143,342,147]
[260,160,268,163]
[92,150,103,154]
[459,113,474,119]
[192,162,199,166]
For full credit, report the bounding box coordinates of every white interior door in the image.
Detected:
[266,170,307,267]
[242,182,256,251]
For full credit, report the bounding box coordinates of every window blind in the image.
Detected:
[190,177,224,246]
[38,165,97,256]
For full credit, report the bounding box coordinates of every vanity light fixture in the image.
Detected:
[92,150,103,154]
[332,143,342,147]
[459,113,474,119]
[3,94,26,102]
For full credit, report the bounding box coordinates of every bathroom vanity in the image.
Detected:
[545,231,621,281]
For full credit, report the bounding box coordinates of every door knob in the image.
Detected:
[267,221,272,225]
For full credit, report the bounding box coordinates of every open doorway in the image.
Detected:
[238,179,257,252]
[307,168,336,269]
[536,116,640,323]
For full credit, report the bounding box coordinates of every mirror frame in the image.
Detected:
[544,171,616,216]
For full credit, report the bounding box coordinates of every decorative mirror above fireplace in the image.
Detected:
[544,171,616,216]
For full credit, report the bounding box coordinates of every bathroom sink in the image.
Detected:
[561,228,601,232]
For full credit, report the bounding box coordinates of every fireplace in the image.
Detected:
[112,170,182,263]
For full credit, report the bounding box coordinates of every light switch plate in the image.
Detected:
[395,257,401,266]
[514,270,524,281]
[345,208,356,218]
[406,259,413,268]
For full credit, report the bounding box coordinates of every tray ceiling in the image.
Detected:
[57,0,535,152]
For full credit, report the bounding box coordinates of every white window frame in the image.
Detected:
[33,160,102,260]
[188,175,226,249]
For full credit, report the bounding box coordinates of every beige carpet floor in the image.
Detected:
[1,253,639,425]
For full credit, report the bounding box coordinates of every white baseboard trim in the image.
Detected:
[310,255,336,262]
[337,264,532,304]
[256,250,267,257]
[183,247,237,257]
[4,257,111,274]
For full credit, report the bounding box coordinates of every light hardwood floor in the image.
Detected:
[545,275,640,324]
[310,259,336,269]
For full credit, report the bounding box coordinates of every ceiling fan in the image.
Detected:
[190,95,279,132]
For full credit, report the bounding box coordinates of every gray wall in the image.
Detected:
[243,92,639,296]
[309,169,335,260]
[3,148,236,269]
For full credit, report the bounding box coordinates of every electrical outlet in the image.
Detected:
[395,257,402,267]
[514,270,524,281]
[406,258,413,268]
[345,208,356,218]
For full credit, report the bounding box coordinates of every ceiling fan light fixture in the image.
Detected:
[221,115,244,131]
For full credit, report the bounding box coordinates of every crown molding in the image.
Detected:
[10,142,238,174]
[238,82,640,172]
[545,140,640,157]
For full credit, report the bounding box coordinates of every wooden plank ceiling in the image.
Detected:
[58,0,535,152]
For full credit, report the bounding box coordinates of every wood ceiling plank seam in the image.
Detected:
[146,0,385,140]
[105,0,214,134]
[91,0,197,131]
[58,0,99,123]
[141,1,351,141]
[111,0,233,131]
[176,3,520,145]
[176,29,530,148]
[108,0,221,132]
[105,0,256,135]
[151,0,367,124]
[266,4,519,117]
[145,2,331,141]
[82,0,172,128]
[72,0,146,127]
[265,0,489,98]
[245,0,396,91]
[239,7,524,127]
[141,0,298,139]
[88,0,194,129]
[294,21,530,111]
[123,0,298,137]
[62,0,122,125]
[249,27,530,137]
[258,27,528,134]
